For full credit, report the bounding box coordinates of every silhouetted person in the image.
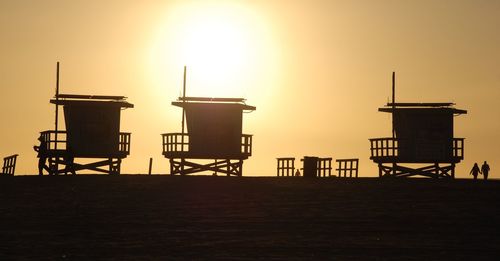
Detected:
[481,161,490,180]
[64,146,76,175]
[295,169,301,177]
[470,163,481,180]
[33,135,49,175]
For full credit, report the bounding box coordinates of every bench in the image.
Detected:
[2,154,19,175]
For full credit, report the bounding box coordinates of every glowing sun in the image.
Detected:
[151,1,277,98]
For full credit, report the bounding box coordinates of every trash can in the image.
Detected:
[303,156,319,178]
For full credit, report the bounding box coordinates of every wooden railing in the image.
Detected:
[336,158,359,178]
[277,157,296,177]
[40,130,67,151]
[317,157,333,177]
[119,133,131,154]
[369,138,398,158]
[369,137,465,160]
[39,130,131,154]
[241,134,253,156]
[162,133,189,154]
[2,154,18,175]
[161,133,253,156]
[453,138,464,159]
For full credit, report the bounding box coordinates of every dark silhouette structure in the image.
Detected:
[277,157,296,177]
[369,73,467,178]
[1,154,18,175]
[370,102,466,178]
[301,156,333,178]
[278,156,338,178]
[162,97,255,176]
[336,158,359,178]
[481,161,490,180]
[39,94,133,175]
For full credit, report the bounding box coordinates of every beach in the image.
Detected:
[1,176,499,260]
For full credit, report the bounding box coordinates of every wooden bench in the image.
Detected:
[317,157,333,177]
[336,158,359,178]
[277,157,296,176]
[2,154,19,175]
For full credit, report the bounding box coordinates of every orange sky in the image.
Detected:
[1,0,500,177]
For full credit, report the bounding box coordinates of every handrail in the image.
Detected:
[369,137,398,158]
[161,133,189,154]
[241,134,253,156]
[2,154,19,175]
[161,133,253,156]
[40,130,67,151]
[119,133,131,154]
[335,158,359,178]
[39,130,131,154]
[369,137,465,159]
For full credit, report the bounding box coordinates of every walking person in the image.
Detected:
[33,135,49,175]
[470,163,481,180]
[64,145,76,175]
[481,161,490,180]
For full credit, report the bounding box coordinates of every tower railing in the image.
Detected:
[161,133,253,157]
[453,138,464,159]
[161,133,189,154]
[39,130,131,154]
[119,133,131,154]
[369,137,464,160]
[40,130,67,151]
[241,134,253,156]
[369,138,398,159]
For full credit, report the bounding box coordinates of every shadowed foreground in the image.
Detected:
[1,176,499,260]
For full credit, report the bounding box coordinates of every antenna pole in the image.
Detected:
[180,66,187,154]
[392,71,395,139]
[391,72,397,176]
[55,62,60,151]
[181,66,187,135]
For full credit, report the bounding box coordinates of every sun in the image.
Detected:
[150,1,278,99]
[177,7,250,96]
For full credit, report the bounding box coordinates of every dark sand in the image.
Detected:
[1,176,499,260]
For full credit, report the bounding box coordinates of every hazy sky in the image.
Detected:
[1,0,500,177]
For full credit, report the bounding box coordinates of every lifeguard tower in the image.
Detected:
[40,94,133,175]
[369,73,467,178]
[162,97,255,176]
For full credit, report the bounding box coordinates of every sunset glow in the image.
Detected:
[150,2,278,98]
[3,1,500,258]
[2,1,500,177]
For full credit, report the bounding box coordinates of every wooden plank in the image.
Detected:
[50,99,134,108]
[386,102,454,107]
[169,158,242,176]
[56,94,127,100]
[377,163,455,179]
[379,107,467,114]
[179,96,246,103]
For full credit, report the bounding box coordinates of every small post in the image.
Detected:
[148,157,153,175]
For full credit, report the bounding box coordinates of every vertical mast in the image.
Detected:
[392,71,395,139]
[391,72,396,176]
[55,62,60,151]
[181,65,187,135]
